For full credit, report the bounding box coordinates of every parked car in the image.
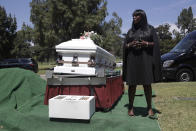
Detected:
[0,58,38,73]
[161,30,196,82]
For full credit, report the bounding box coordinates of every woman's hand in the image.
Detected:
[126,40,154,48]
[140,40,154,47]
[126,41,137,48]
[140,40,149,47]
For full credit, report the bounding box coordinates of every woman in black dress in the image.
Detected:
[123,9,161,116]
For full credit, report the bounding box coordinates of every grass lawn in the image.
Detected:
[37,63,196,131]
[152,82,196,131]
[37,62,56,75]
[127,82,196,131]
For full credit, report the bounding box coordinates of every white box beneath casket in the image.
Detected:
[53,38,115,76]
[49,95,95,120]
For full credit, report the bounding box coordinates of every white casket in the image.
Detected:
[49,95,95,120]
[54,37,116,76]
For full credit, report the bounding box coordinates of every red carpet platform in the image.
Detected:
[44,76,124,110]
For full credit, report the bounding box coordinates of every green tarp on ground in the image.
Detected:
[0,68,160,131]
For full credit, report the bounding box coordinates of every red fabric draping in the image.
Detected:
[44,76,124,109]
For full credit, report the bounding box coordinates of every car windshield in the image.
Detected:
[170,31,196,53]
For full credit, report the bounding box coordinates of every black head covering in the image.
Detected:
[132,9,148,31]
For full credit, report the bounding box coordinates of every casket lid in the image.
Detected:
[56,38,97,50]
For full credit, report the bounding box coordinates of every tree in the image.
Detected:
[100,12,123,57]
[12,23,33,58]
[156,24,174,54]
[156,23,172,41]
[159,39,176,55]
[30,0,108,61]
[0,6,17,60]
[172,29,183,44]
[91,12,123,58]
[177,6,196,35]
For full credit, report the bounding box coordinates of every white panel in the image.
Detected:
[54,66,96,75]
[49,95,95,120]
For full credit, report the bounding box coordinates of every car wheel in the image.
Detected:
[176,68,193,82]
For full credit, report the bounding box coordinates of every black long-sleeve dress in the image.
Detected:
[123,25,161,85]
